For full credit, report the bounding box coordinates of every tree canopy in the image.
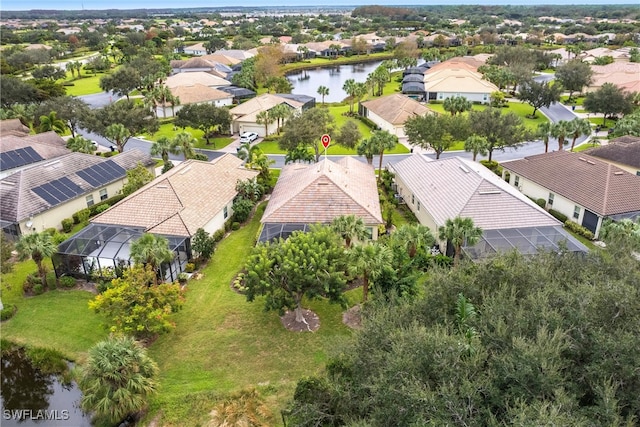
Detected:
[469,108,528,161]
[279,107,334,162]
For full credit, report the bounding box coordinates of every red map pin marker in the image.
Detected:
[321,134,331,148]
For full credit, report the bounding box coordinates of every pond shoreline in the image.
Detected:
[283,53,394,75]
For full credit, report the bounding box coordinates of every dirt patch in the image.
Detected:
[280,309,320,332]
[342,305,362,330]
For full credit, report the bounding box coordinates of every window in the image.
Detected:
[548,193,554,206]
[573,205,580,219]
[99,189,108,201]
[86,195,94,207]
[365,227,373,240]
[223,206,228,219]
[514,175,520,187]
[411,194,415,205]
[417,201,421,212]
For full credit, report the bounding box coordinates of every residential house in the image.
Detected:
[182,42,207,56]
[0,150,154,239]
[359,94,433,137]
[219,86,257,104]
[390,155,587,259]
[1,130,70,178]
[158,84,233,118]
[259,157,383,242]
[585,135,640,176]
[170,55,239,76]
[165,71,231,89]
[423,67,498,103]
[0,119,30,137]
[54,154,258,281]
[501,151,640,237]
[588,62,640,94]
[228,93,304,136]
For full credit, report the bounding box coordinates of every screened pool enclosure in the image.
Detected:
[53,223,190,282]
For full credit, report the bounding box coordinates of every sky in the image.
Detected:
[2,0,636,11]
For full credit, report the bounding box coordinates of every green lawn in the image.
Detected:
[280,52,394,74]
[146,203,360,425]
[143,122,234,150]
[427,101,549,131]
[329,104,373,139]
[573,140,601,152]
[63,72,105,96]
[1,259,106,361]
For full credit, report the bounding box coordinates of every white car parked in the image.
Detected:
[239,132,259,143]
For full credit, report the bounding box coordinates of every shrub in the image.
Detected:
[549,209,568,223]
[177,272,189,284]
[76,208,90,224]
[224,218,233,232]
[60,276,76,288]
[232,272,247,293]
[232,222,241,231]
[33,284,44,295]
[536,198,546,208]
[1,304,17,321]
[232,199,255,223]
[94,204,110,214]
[46,272,58,290]
[61,218,74,233]
[212,229,225,242]
[479,160,503,176]
[564,221,595,240]
[185,263,195,273]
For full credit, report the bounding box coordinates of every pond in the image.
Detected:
[287,60,384,103]
[0,349,91,427]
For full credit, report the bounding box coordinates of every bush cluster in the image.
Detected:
[549,209,568,223]
[564,220,595,240]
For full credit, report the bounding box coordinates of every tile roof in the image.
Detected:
[0,150,153,223]
[229,94,303,117]
[584,136,640,169]
[170,84,233,105]
[391,154,560,230]
[427,56,486,72]
[262,157,383,225]
[1,131,70,170]
[501,151,640,216]
[165,71,231,89]
[0,119,30,136]
[361,94,433,126]
[91,154,258,237]
[423,68,499,94]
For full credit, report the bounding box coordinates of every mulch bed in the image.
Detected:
[280,309,320,332]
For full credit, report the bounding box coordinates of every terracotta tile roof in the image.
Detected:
[0,150,153,223]
[391,154,559,230]
[262,157,382,225]
[361,94,433,126]
[92,154,258,237]
[424,68,499,94]
[502,151,640,216]
[586,136,640,169]
[1,131,70,167]
[170,84,233,105]
[427,56,485,72]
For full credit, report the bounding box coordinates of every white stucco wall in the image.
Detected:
[366,110,404,137]
[393,174,443,248]
[201,200,234,235]
[435,92,490,104]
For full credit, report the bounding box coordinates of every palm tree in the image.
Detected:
[209,388,272,427]
[342,78,357,114]
[317,85,329,105]
[16,232,57,286]
[104,123,131,153]
[270,104,291,135]
[536,121,553,153]
[79,335,158,425]
[66,135,97,154]
[172,131,197,160]
[567,118,592,151]
[392,224,435,259]
[464,135,489,161]
[129,233,174,285]
[66,61,76,78]
[330,214,368,248]
[153,85,175,119]
[348,242,393,302]
[150,136,179,171]
[38,111,67,134]
[255,110,275,137]
[438,216,483,267]
[551,120,571,151]
[356,137,377,165]
[443,96,472,116]
[370,130,398,181]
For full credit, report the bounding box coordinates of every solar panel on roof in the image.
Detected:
[76,160,126,187]
[32,177,84,206]
[0,147,45,170]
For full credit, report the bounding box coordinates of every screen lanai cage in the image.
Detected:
[53,223,190,283]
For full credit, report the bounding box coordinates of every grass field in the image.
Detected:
[63,72,105,96]
[143,122,234,150]
[146,203,360,425]
[426,101,549,131]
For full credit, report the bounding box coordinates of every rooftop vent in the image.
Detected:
[179,165,192,175]
[459,165,469,173]
[587,160,595,165]
[613,171,624,175]
[156,185,168,189]
[578,157,586,162]
[478,190,501,195]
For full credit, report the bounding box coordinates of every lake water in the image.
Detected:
[0,349,92,427]
[287,60,384,103]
